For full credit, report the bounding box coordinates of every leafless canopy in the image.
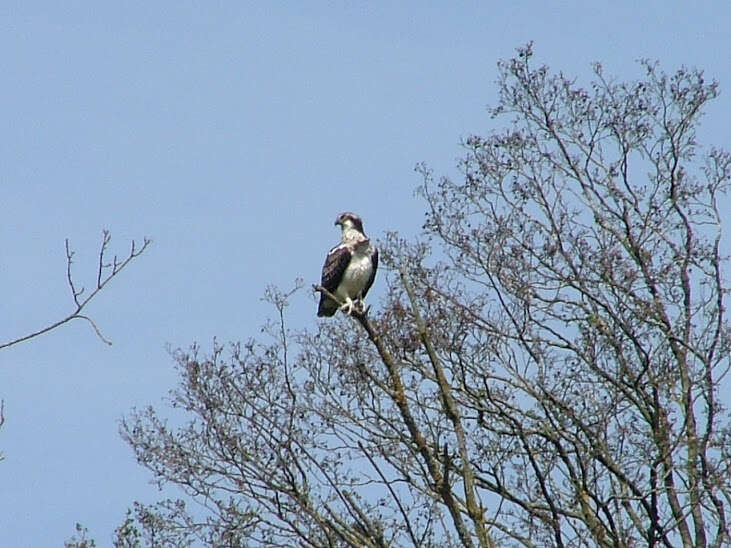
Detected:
[120,46,730,547]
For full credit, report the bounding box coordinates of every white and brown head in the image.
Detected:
[335,212,366,241]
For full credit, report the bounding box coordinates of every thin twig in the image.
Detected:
[0,399,4,462]
[358,440,421,547]
[97,229,111,288]
[66,239,83,307]
[76,315,113,346]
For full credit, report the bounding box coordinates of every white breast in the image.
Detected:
[336,247,373,300]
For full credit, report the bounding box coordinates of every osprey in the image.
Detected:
[317,212,378,317]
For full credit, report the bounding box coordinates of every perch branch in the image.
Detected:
[312,284,370,316]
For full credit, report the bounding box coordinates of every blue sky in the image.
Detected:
[1,2,729,545]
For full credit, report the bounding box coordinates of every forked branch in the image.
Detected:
[0,231,151,351]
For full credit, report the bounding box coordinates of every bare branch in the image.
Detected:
[66,239,84,308]
[0,232,151,351]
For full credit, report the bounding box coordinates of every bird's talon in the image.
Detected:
[339,298,356,315]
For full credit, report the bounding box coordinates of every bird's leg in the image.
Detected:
[339,297,356,315]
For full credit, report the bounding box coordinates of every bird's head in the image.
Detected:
[335,212,365,234]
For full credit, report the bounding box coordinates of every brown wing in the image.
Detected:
[317,244,352,317]
[361,247,378,298]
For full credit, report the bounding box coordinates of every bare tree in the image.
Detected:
[118,45,730,547]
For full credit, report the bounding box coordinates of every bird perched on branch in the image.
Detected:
[317,212,378,317]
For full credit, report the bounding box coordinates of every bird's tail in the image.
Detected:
[317,295,338,317]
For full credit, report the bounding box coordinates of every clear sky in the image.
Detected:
[1,2,729,545]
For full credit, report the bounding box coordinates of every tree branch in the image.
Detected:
[400,266,495,548]
[0,232,151,351]
[314,283,481,548]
